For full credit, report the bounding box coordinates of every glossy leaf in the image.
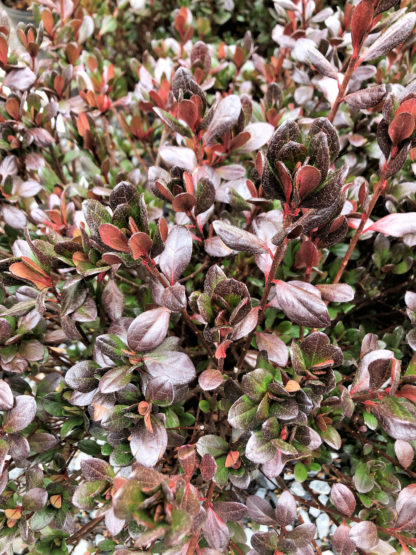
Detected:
[159,226,192,284]
[272,280,330,327]
[330,484,356,516]
[130,417,168,467]
[213,220,268,255]
[4,395,36,433]
[127,307,170,352]
[206,95,242,145]
[0,379,14,410]
[362,12,416,61]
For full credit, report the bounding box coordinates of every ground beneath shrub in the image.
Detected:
[3,0,31,9]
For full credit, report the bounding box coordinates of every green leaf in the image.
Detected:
[320,426,342,450]
[60,416,84,438]
[363,410,378,430]
[82,199,111,237]
[353,462,374,493]
[113,478,144,520]
[72,480,107,510]
[78,440,101,456]
[228,395,259,430]
[30,507,55,531]
[196,435,228,458]
[294,462,308,482]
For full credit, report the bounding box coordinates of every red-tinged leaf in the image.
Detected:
[4,395,36,433]
[159,226,192,284]
[177,445,196,478]
[172,192,196,213]
[159,217,168,242]
[365,213,416,237]
[199,369,223,391]
[232,307,260,341]
[230,131,250,151]
[206,95,242,145]
[81,458,114,481]
[27,128,55,147]
[161,283,186,312]
[143,349,196,386]
[21,257,49,277]
[4,67,36,90]
[0,35,8,65]
[294,240,320,270]
[351,0,374,56]
[130,416,167,468]
[213,220,268,255]
[225,450,240,468]
[9,262,52,290]
[236,122,274,153]
[344,84,387,109]
[397,384,416,403]
[256,332,288,367]
[155,180,174,202]
[295,165,322,201]
[127,307,170,353]
[369,397,416,441]
[396,98,416,118]
[22,488,48,511]
[128,232,153,259]
[5,97,19,120]
[330,484,356,516]
[388,112,415,145]
[178,99,198,129]
[0,379,14,410]
[99,223,130,253]
[395,485,416,531]
[362,12,416,62]
[99,366,131,394]
[102,280,125,321]
[272,280,330,328]
[213,501,247,522]
[251,531,279,553]
[349,521,378,551]
[315,283,355,303]
[215,340,232,360]
[394,439,414,469]
[183,172,194,195]
[275,491,297,526]
[256,150,264,176]
[247,495,277,526]
[202,507,230,550]
[77,112,90,136]
[201,453,217,481]
[332,523,356,555]
[65,360,99,392]
[276,161,293,202]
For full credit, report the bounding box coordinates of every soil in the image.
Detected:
[3,0,32,10]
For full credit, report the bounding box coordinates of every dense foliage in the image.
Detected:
[0,0,416,553]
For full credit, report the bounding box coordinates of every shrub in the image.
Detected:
[0,0,416,553]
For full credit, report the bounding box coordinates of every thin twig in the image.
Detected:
[67,514,105,545]
[333,175,387,284]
